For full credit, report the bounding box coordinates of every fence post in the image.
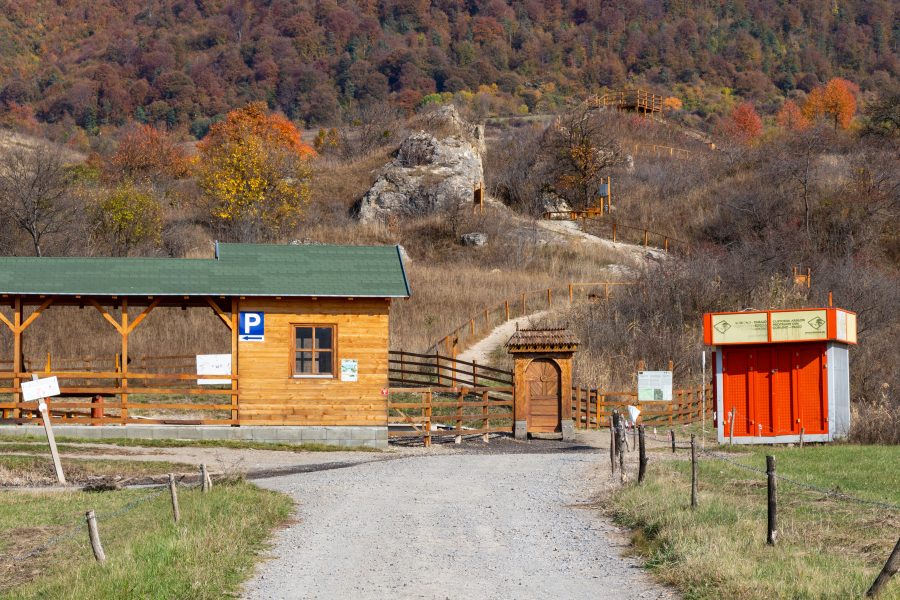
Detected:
[569,283,574,303]
[670,429,676,453]
[867,538,900,598]
[612,222,617,242]
[85,510,106,563]
[643,230,649,246]
[766,455,777,545]
[575,386,582,429]
[690,434,698,509]
[729,407,736,446]
[424,390,432,448]
[482,390,490,443]
[609,414,617,474]
[638,426,647,484]
[522,293,526,316]
[800,427,804,449]
[505,300,510,321]
[547,288,552,307]
[168,473,180,524]
[472,359,478,387]
[618,423,627,483]
[200,464,211,493]
[455,388,463,444]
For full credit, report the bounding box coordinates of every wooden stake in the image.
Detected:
[690,434,698,509]
[200,464,211,492]
[638,426,647,484]
[766,455,777,545]
[85,510,106,563]
[168,474,180,523]
[670,429,676,453]
[609,416,616,474]
[800,427,804,448]
[729,407,736,446]
[867,537,900,598]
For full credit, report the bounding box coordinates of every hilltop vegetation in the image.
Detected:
[0,0,897,137]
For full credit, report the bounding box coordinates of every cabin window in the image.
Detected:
[292,325,335,377]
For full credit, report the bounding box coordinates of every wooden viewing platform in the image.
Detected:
[591,89,663,115]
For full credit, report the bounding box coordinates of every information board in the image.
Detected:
[21,376,60,402]
[710,313,769,344]
[340,359,359,382]
[637,371,672,402]
[196,354,232,385]
[770,310,828,342]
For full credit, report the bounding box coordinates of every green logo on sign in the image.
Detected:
[714,321,732,334]
[808,316,825,330]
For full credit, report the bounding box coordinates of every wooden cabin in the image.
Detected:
[0,243,410,447]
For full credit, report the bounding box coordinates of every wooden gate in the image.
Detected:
[526,359,561,433]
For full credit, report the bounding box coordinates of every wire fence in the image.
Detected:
[2,468,212,565]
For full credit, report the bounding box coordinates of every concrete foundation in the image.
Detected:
[514,420,527,440]
[0,425,389,448]
[561,420,575,441]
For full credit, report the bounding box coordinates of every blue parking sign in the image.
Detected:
[239,312,265,342]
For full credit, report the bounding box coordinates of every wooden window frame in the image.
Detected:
[291,324,337,379]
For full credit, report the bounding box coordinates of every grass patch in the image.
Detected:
[0,435,380,454]
[0,455,195,486]
[611,443,900,599]
[0,480,292,599]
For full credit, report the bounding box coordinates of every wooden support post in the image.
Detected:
[504,300,510,321]
[231,298,239,425]
[575,387,582,429]
[638,426,647,484]
[120,299,129,424]
[618,422,626,483]
[85,510,106,563]
[643,230,649,246]
[867,538,900,598]
[472,359,478,387]
[12,296,21,419]
[168,473,180,523]
[690,434,698,509]
[522,293,526,316]
[604,283,610,300]
[612,222,617,242]
[454,388,463,444]
[766,455,777,545]
[664,237,669,252]
[568,283,574,303]
[547,288,552,307]
[729,407,736,446]
[470,318,475,336]
[483,309,488,331]
[434,352,441,386]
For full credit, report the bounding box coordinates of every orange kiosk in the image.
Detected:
[703,308,856,444]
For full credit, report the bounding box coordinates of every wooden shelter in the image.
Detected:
[0,243,410,446]
[506,327,579,440]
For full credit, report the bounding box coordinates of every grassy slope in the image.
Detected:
[0,435,380,453]
[0,481,292,599]
[612,443,900,599]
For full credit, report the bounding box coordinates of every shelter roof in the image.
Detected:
[0,243,411,298]
[506,327,579,350]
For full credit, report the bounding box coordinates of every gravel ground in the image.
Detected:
[243,437,677,600]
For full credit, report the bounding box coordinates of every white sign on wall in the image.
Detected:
[22,376,61,402]
[196,354,232,385]
[637,371,673,402]
[340,359,359,382]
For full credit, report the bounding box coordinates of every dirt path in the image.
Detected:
[538,219,666,263]
[456,310,550,364]
[242,434,676,600]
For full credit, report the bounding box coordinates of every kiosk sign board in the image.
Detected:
[638,371,673,402]
[710,312,768,344]
[770,310,828,342]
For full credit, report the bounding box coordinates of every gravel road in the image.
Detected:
[243,444,676,600]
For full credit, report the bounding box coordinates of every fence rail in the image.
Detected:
[388,386,514,446]
[571,384,712,428]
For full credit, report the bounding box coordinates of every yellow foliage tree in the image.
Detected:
[198,102,315,241]
[802,78,858,130]
[92,183,163,256]
[663,96,683,111]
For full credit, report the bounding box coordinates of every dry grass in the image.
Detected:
[611,443,900,599]
[0,455,194,486]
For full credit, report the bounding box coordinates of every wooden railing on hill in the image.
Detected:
[571,384,712,429]
[630,142,692,159]
[423,281,632,356]
[591,89,664,114]
[541,213,689,253]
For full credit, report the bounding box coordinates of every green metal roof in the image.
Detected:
[0,243,411,298]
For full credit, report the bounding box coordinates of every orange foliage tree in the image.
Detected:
[776,100,810,131]
[198,102,315,241]
[106,124,191,183]
[723,102,763,144]
[802,78,857,130]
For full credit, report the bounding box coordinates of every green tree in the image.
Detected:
[92,184,163,256]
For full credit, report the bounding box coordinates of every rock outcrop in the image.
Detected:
[356,106,484,223]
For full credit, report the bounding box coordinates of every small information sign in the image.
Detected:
[22,376,61,402]
[341,359,359,382]
[196,354,232,385]
[637,371,672,402]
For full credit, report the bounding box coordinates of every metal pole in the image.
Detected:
[690,434,698,509]
[701,351,706,450]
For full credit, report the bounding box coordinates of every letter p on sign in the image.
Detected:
[239,311,265,342]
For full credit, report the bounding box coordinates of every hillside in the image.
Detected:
[0,0,897,135]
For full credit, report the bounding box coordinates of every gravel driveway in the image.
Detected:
[243,443,676,600]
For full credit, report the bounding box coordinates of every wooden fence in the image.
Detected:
[388,386,515,446]
[423,281,632,355]
[571,384,713,429]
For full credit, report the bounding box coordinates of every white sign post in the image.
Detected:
[701,351,707,450]
[22,375,66,485]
